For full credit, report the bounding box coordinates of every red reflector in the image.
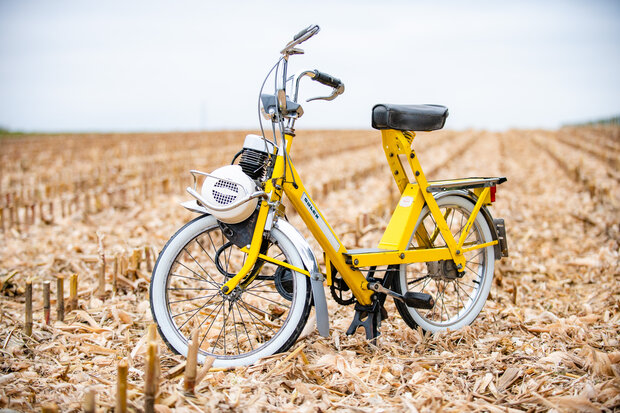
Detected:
[490,186,496,202]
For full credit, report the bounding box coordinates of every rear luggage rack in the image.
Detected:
[426,176,507,193]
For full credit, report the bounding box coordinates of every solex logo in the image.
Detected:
[301,192,341,251]
[302,193,320,220]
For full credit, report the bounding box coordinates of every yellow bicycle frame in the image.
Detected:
[222,129,497,306]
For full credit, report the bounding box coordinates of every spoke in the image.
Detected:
[211,300,229,354]
[244,279,270,291]
[170,273,214,284]
[172,294,217,320]
[407,274,430,287]
[429,279,440,320]
[198,301,225,349]
[195,239,216,265]
[231,302,240,355]
[227,243,233,272]
[434,279,445,321]
[238,299,277,334]
[237,300,268,343]
[442,280,451,321]
[169,293,217,304]
[454,212,469,240]
[419,276,432,293]
[237,301,264,344]
[464,228,477,243]
[453,280,464,312]
[439,280,447,322]
[224,302,233,354]
[206,232,220,261]
[455,279,476,298]
[449,208,455,230]
[173,307,200,319]
[465,263,482,279]
[235,302,254,351]
[272,252,284,260]
[427,215,440,246]
[467,250,484,262]
[175,259,219,289]
[184,247,220,287]
[243,290,290,309]
[428,213,447,247]
[220,232,229,271]
[177,292,220,329]
[167,286,219,291]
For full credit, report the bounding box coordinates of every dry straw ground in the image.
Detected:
[0,127,618,412]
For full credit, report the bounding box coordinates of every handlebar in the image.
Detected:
[281,25,320,55]
[270,25,345,127]
[294,25,317,41]
[311,70,343,89]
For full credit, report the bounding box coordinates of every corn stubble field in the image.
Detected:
[0,127,618,412]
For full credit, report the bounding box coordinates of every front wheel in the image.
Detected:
[150,215,312,368]
[393,195,495,333]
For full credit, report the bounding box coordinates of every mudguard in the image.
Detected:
[273,219,330,338]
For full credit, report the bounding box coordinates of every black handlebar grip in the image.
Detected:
[312,70,343,89]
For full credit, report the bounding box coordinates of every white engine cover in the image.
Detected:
[200,165,258,223]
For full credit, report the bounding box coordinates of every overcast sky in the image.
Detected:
[1,0,619,132]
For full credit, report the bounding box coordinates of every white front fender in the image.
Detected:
[273,218,330,338]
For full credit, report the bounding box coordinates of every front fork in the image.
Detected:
[220,201,271,294]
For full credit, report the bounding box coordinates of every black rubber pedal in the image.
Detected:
[403,292,434,309]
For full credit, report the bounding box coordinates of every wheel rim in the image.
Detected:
[402,203,488,328]
[163,225,298,359]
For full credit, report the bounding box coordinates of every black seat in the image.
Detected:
[372,104,448,131]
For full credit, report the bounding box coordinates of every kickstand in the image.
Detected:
[345,301,387,343]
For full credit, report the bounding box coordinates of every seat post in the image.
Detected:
[381,129,416,194]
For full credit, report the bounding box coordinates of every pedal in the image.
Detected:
[368,282,435,310]
[403,292,434,309]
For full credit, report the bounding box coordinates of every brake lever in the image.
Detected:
[306,84,345,102]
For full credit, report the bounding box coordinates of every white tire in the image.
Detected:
[393,195,495,332]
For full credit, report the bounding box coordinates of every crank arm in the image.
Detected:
[368,282,435,309]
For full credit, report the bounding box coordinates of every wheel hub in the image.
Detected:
[221,286,242,302]
[427,259,460,280]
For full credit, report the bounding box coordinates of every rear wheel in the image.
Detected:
[393,195,495,333]
[150,215,312,368]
